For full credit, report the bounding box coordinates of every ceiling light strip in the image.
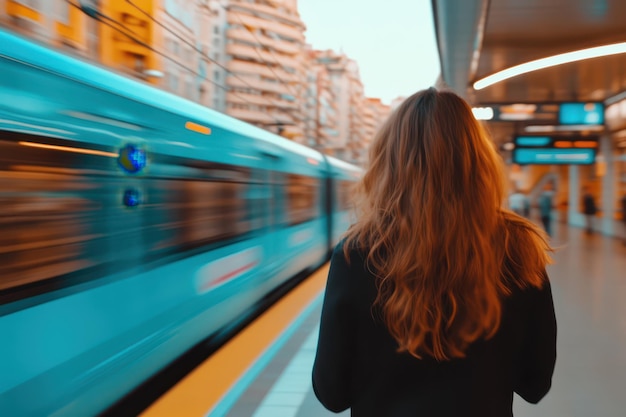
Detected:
[473,42,626,90]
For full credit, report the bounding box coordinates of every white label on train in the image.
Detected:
[195,246,262,294]
[289,228,314,247]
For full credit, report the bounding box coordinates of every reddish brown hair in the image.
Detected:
[343,88,552,360]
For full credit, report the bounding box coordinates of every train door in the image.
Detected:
[261,153,284,276]
[325,175,334,255]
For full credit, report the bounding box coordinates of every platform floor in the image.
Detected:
[143,223,626,417]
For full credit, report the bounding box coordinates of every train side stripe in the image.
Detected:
[201,261,259,292]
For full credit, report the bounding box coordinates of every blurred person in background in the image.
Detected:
[582,186,597,234]
[523,192,531,218]
[538,183,555,237]
[509,188,529,218]
[313,88,556,417]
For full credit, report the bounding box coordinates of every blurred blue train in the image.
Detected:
[0,28,360,416]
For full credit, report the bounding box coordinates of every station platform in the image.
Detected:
[140,223,626,417]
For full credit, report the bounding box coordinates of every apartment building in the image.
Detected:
[223,0,306,139]
[156,0,216,106]
[314,49,368,163]
[390,95,406,111]
[0,1,163,85]
[347,68,365,163]
[301,47,338,152]
[361,97,390,163]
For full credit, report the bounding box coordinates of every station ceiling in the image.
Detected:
[431,0,626,142]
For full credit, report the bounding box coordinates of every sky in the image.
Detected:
[297,0,441,105]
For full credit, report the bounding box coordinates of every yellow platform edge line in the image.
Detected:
[140,264,329,417]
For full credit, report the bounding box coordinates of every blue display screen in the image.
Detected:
[123,189,141,207]
[513,148,595,165]
[558,102,604,125]
[514,136,552,146]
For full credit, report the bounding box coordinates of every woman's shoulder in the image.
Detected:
[329,240,379,306]
[332,239,368,268]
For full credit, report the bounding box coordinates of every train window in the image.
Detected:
[0,133,267,301]
[286,174,320,225]
[143,164,261,255]
[182,179,250,242]
[0,136,117,295]
[245,171,271,231]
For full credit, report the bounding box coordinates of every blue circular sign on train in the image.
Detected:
[118,144,146,173]
[123,189,142,207]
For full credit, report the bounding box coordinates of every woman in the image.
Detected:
[312,88,556,417]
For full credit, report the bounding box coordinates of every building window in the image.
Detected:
[214,70,220,81]
[55,0,70,24]
[169,74,179,92]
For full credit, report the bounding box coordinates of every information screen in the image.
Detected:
[513,148,596,165]
[558,102,604,125]
[512,135,598,165]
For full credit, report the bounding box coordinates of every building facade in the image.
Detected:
[223,0,305,139]
[301,47,338,152]
[313,49,369,163]
[155,0,216,107]
[361,97,390,163]
[1,0,90,54]
[0,1,161,84]
[99,0,159,82]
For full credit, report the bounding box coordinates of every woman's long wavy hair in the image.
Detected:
[343,88,552,361]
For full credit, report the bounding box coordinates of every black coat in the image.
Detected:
[313,244,557,417]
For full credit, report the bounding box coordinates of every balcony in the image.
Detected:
[226,43,302,72]
[227,107,275,124]
[229,0,304,28]
[226,75,292,96]
[226,28,301,55]
[226,12,304,43]
[227,92,274,107]
[226,91,299,111]
[281,125,304,140]
[228,59,300,83]
[267,112,295,125]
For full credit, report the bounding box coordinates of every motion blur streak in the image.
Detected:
[18,141,119,157]
[0,28,360,417]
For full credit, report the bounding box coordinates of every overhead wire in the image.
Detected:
[65,0,270,113]
[124,0,298,121]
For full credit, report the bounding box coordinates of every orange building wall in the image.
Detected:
[5,0,87,48]
[99,0,159,80]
